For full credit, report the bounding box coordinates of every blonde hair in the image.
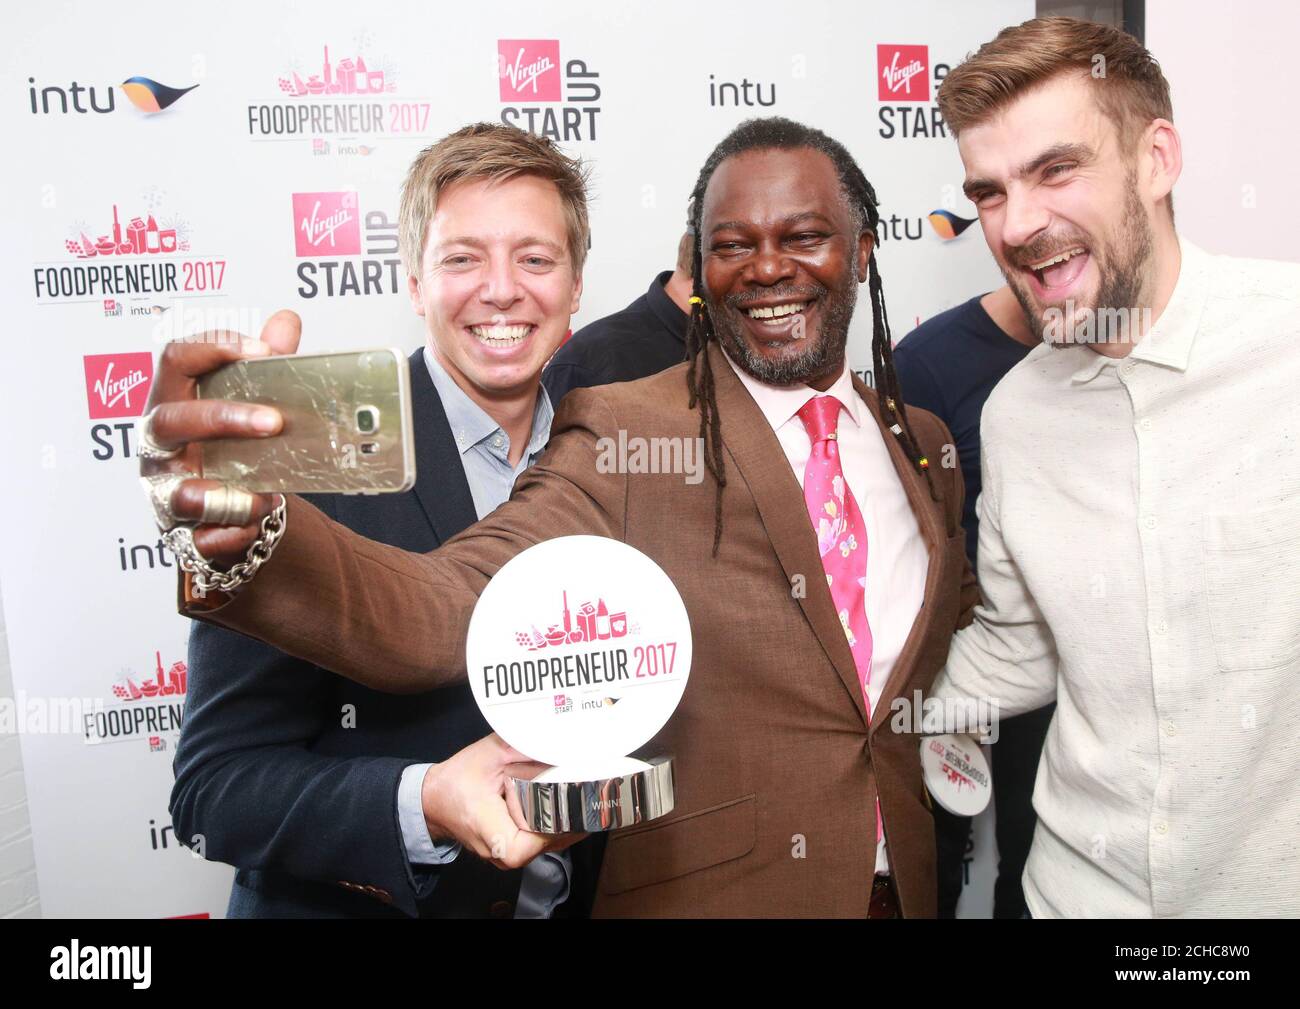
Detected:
[937,16,1173,153]
[398,122,590,279]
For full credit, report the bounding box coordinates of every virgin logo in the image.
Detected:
[95,362,149,410]
[292,191,361,256]
[301,201,353,249]
[497,40,561,101]
[504,49,555,95]
[83,352,154,420]
[876,45,930,102]
[882,54,924,94]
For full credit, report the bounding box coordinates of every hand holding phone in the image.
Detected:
[195,348,416,495]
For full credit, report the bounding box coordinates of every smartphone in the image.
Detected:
[195,347,416,494]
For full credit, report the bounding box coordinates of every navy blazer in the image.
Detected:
[170,349,600,918]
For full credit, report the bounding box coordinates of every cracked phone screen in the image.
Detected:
[195,349,415,494]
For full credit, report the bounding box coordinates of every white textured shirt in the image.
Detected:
[726,353,930,872]
[931,239,1300,917]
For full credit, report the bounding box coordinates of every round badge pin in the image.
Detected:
[920,733,993,817]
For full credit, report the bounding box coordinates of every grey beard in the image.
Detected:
[710,263,859,387]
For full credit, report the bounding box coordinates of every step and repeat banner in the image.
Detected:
[1,0,1028,917]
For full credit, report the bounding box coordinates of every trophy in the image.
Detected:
[466,536,692,833]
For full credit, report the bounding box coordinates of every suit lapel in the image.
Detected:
[407,348,480,543]
[710,343,869,727]
[851,375,948,733]
[711,345,951,732]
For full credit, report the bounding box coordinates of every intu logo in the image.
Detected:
[708,75,775,107]
[29,77,115,114]
[29,76,197,115]
[118,537,174,573]
[876,214,925,242]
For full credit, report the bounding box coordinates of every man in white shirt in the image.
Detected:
[930,16,1300,917]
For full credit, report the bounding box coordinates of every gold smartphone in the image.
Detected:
[195,348,416,494]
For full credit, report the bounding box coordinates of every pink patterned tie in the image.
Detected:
[797,395,880,842]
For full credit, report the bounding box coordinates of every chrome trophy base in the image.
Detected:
[510,756,675,834]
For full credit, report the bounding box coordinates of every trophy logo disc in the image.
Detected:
[466,536,691,832]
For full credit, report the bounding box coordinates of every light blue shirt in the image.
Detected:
[396,347,568,918]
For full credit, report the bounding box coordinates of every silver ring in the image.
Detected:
[162,524,208,564]
[140,471,191,531]
[200,485,255,527]
[138,408,183,462]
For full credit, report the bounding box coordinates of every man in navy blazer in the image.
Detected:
[170,124,601,917]
[173,350,514,916]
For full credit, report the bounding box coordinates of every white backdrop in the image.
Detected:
[1147,0,1297,262]
[0,0,1033,917]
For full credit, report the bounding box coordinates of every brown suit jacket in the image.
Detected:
[185,342,978,917]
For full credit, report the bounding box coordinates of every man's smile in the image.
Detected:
[1014,243,1093,303]
[737,297,816,342]
[465,322,537,350]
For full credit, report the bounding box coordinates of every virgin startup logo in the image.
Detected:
[85,352,155,463]
[291,191,401,298]
[497,39,601,142]
[876,43,950,139]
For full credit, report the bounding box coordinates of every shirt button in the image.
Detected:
[1144,516,1157,530]
[1122,360,1136,375]
[492,434,504,448]
[1163,721,1176,737]
[1154,821,1168,835]
[1155,619,1168,635]
[1139,418,1152,431]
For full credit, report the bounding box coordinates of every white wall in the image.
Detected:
[0,579,40,919]
[1148,0,1296,261]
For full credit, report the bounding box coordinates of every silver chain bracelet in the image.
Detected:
[163,496,288,598]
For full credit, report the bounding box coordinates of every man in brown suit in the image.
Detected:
[142,118,977,917]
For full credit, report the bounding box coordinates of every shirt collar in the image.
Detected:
[721,348,864,434]
[423,345,553,458]
[525,385,554,458]
[1071,236,1211,384]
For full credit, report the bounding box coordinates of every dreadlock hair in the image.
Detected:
[684,116,938,556]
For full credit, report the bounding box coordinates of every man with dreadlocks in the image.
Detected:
[138,116,978,918]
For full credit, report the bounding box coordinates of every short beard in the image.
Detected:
[1008,173,1154,348]
[709,259,858,386]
